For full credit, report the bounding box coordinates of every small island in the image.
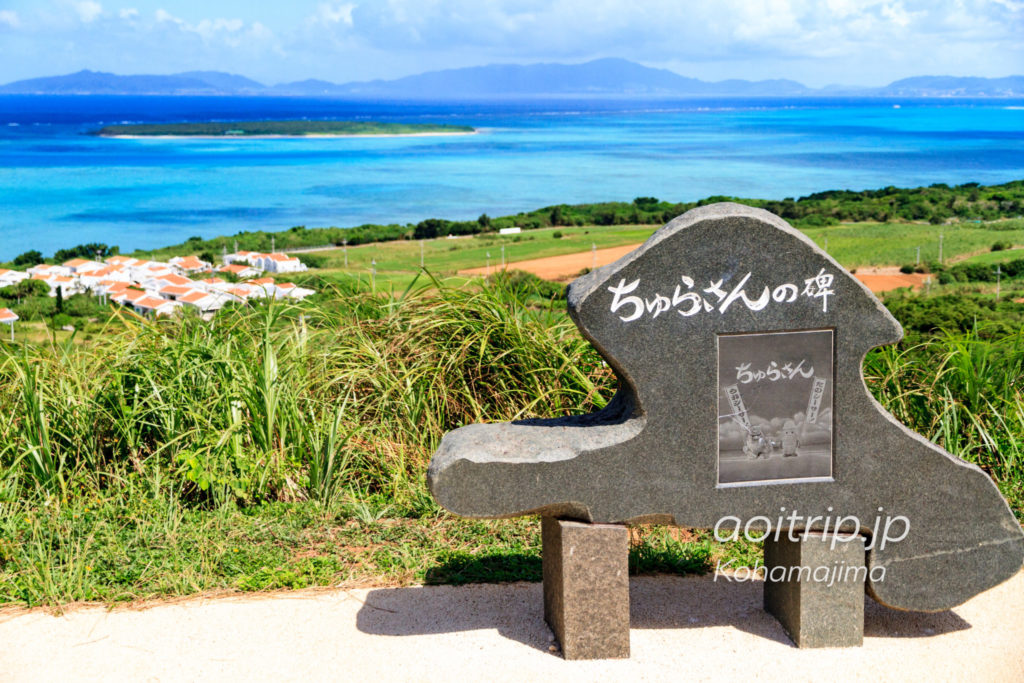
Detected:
[93,120,476,138]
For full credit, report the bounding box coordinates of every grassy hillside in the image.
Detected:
[1,276,1021,605]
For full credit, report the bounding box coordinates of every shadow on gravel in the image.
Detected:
[356,574,971,653]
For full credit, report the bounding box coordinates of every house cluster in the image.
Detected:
[0,251,314,320]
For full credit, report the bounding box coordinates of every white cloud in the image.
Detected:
[881,2,914,27]
[0,10,20,28]
[119,8,138,20]
[311,3,355,26]
[149,8,277,52]
[75,0,103,23]
[154,8,181,25]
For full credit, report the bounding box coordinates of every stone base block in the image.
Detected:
[542,517,630,659]
[763,532,866,648]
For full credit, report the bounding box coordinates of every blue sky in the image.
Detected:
[0,0,1021,86]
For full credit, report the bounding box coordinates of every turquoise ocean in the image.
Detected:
[1,96,1022,260]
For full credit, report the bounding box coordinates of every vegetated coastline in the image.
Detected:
[91,120,477,138]
[132,178,1024,259]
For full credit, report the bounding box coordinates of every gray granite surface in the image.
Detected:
[542,518,630,659]
[428,203,1024,612]
[764,532,866,648]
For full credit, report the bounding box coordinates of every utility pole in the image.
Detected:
[916,246,920,265]
[486,252,491,275]
[996,265,1002,300]
[938,230,944,265]
[925,276,932,296]
[501,245,505,270]
[271,235,275,253]
[370,259,376,291]
[420,240,425,268]
[592,243,597,269]
[343,239,348,268]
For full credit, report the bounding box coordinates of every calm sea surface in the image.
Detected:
[1,95,1022,260]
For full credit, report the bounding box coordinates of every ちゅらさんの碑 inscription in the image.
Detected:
[428,202,1024,612]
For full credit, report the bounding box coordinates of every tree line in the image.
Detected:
[7,180,1023,267]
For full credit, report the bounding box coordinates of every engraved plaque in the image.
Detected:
[718,329,834,486]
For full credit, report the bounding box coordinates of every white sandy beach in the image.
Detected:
[101,131,479,140]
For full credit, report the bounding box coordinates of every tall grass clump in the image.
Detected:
[864,324,1024,515]
[0,275,613,512]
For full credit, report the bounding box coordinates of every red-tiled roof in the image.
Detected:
[0,308,17,323]
[174,255,206,269]
[158,273,192,286]
[122,289,147,302]
[134,296,172,310]
[179,291,210,304]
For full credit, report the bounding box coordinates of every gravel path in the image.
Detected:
[1,571,1021,682]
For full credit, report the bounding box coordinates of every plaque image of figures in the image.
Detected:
[718,329,834,485]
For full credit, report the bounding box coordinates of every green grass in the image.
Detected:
[803,218,1024,268]
[308,219,1024,290]
[956,247,1024,266]
[313,224,653,280]
[1,273,1021,607]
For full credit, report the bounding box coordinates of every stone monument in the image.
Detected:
[428,203,1024,659]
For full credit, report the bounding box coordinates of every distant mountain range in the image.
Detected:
[1,59,1021,98]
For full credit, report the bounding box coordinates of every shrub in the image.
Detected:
[50,313,73,330]
[553,231,563,239]
[297,253,327,269]
[900,264,915,274]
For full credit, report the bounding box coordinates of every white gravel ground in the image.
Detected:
[1,571,1022,682]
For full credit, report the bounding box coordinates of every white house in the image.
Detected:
[111,287,149,306]
[132,295,181,317]
[143,272,192,291]
[0,307,16,340]
[62,258,106,274]
[258,253,307,274]
[31,274,79,298]
[104,255,140,268]
[158,284,194,301]
[177,289,226,315]
[223,250,260,266]
[169,255,212,274]
[273,282,315,301]
[0,269,30,288]
[218,263,261,279]
[27,264,72,278]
